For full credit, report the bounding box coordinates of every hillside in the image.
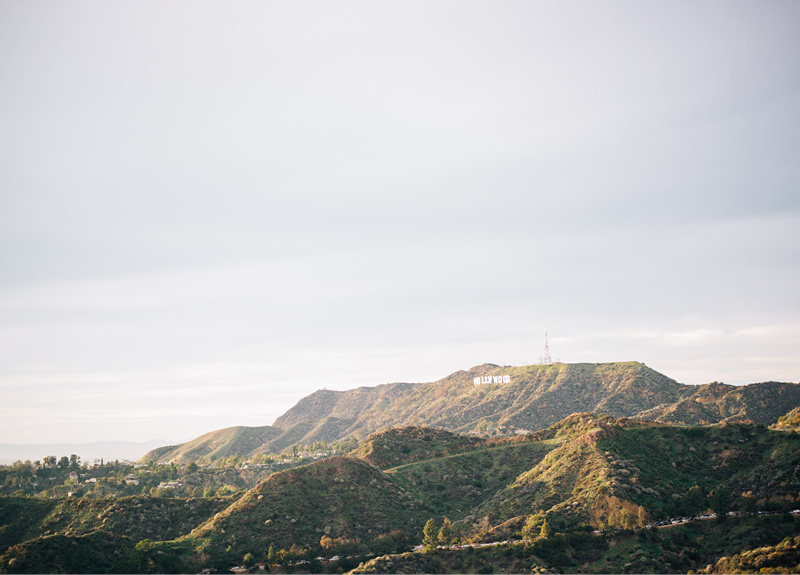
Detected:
[154,361,746,463]
[352,515,800,574]
[149,362,800,465]
[466,415,800,533]
[352,426,482,469]
[4,415,800,573]
[0,496,230,555]
[636,381,800,425]
[773,406,800,430]
[274,361,690,440]
[184,456,431,557]
[141,425,282,463]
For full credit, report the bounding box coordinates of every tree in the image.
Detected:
[422,518,438,551]
[620,511,636,531]
[438,517,453,547]
[637,506,650,528]
[520,513,544,542]
[267,545,276,564]
[187,461,199,473]
[320,535,334,553]
[243,552,256,571]
[683,485,707,516]
[710,485,731,519]
[58,456,69,469]
[540,517,553,539]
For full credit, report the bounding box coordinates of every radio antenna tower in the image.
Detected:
[542,323,552,365]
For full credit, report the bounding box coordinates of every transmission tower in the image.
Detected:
[542,324,552,365]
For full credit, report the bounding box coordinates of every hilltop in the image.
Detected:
[183,456,431,557]
[146,361,800,464]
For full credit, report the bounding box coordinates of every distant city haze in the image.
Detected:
[1,1,798,446]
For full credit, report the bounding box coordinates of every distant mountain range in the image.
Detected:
[145,361,800,464]
[0,440,170,465]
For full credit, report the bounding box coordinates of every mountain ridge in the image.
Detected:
[144,361,800,464]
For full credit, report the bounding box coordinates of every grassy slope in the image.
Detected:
[598,423,800,516]
[0,496,230,555]
[637,381,800,425]
[466,414,643,530]
[774,406,800,430]
[352,515,800,574]
[274,362,691,447]
[385,438,558,522]
[353,426,482,469]
[184,457,430,556]
[462,416,800,532]
[0,531,137,574]
[142,425,282,464]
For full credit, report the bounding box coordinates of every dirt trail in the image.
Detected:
[382,439,559,474]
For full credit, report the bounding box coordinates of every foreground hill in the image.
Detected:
[352,514,800,574]
[4,415,800,573]
[0,496,230,555]
[184,456,430,557]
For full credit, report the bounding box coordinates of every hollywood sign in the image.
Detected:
[474,375,511,385]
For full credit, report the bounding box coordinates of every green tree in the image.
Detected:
[710,485,731,518]
[683,485,707,516]
[540,517,553,539]
[438,517,453,547]
[422,518,438,551]
[243,552,256,571]
[186,461,199,473]
[520,513,544,542]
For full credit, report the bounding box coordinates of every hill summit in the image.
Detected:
[146,361,800,464]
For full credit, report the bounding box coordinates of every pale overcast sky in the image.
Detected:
[1,1,799,445]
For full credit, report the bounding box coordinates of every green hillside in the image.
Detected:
[352,426,482,469]
[3,414,800,573]
[184,456,431,556]
[0,531,137,574]
[466,415,800,533]
[352,515,800,574]
[773,406,800,430]
[0,496,230,555]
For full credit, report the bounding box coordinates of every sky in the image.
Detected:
[1,1,799,446]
